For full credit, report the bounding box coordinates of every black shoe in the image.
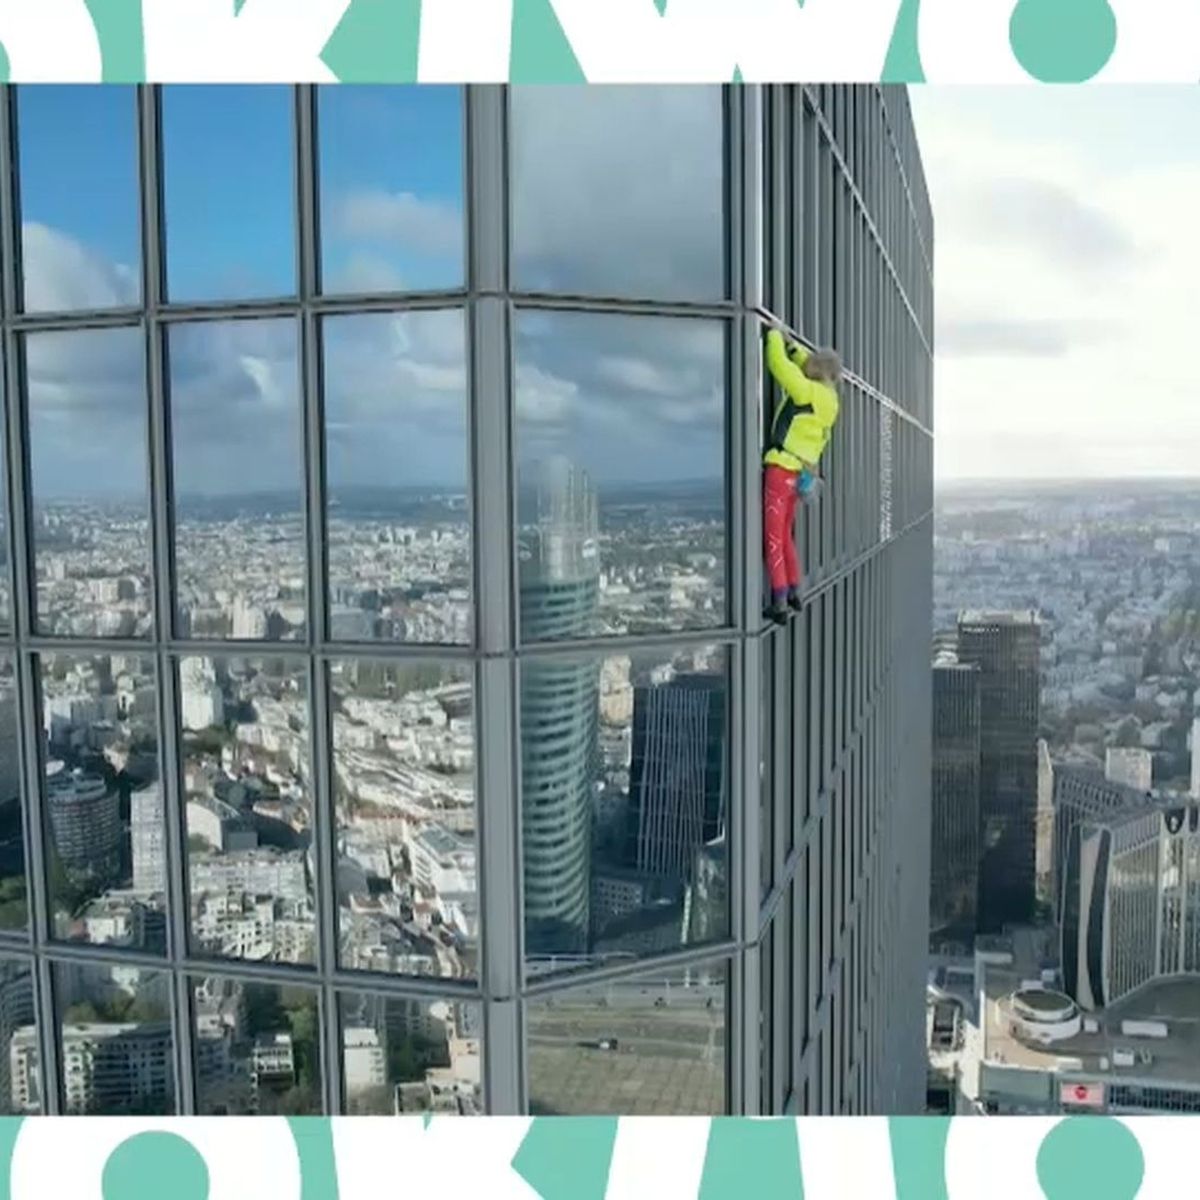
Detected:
[787,592,804,612]
[765,603,789,626]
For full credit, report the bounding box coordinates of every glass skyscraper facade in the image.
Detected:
[0,82,932,1116]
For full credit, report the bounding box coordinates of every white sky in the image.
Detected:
[908,87,1200,482]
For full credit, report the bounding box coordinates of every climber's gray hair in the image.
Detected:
[804,349,843,385]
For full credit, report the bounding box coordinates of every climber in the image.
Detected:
[762,326,842,625]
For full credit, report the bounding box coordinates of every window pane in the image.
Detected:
[323,311,470,644]
[162,85,296,302]
[0,955,40,1114]
[25,327,151,638]
[53,962,174,1114]
[511,86,725,301]
[318,86,465,293]
[169,319,306,641]
[192,975,321,1115]
[181,657,315,966]
[0,656,28,930]
[521,645,727,970]
[527,961,726,1115]
[40,653,164,951]
[515,312,727,641]
[338,992,481,1115]
[331,660,476,979]
[17,85,140,313]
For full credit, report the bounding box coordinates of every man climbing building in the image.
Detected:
[762,326,842,625]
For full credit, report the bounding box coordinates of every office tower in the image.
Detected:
[0,83,932,1116]
[1061,798,1200,1011]
[180,657,223,732]
[1036,739,1054,903]
[1105,747,1152,792]
[131,783,165,896]
[627,673,726,881]
[518,457,601,957]
[1191,716,1200,800]
[929,650,980,941]
[45,767,120,876]
[956,611,1040,931]
[1051,767,1144,921]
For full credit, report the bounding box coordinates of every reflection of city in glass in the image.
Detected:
[50,962,175,1115]
[331,660,477,979]
[0,657,26,930]
[181,657,314,965]
[26,326,152,639]
[40,653,165,952]
[324,310,471,646]
[516,311,727,642]
[527,963,726,1115]
[339,992,482,1115]
[518,461,727,969]
[0,956,38,1114]
[192,976,320,1115]
[0,81,934,1117]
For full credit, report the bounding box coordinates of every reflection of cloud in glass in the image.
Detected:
[324,310,467,489]
[16,85,141,314]
[169,319,302,499]
[319,86,464,294]
[26,327,147,501]
[511,85,725,301]
[516,311,725,485]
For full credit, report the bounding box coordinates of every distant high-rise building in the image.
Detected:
[131,784,165,896]
[627,673,726,883]
[1036,739,1054,903]
[1190,716,1200,800]
[518,458,601,957]
[0,687,19,805]
[1061,797,1200,1011]
[929,650,980,940]
[0,961,35,1114]
[231,597,267,640]
[956,611,1040,931]
[1105,747,1153,792]
[1051,767,1144,920]
[13,1020,174,1114]
[180,657,224,732]
[45,767,121,876]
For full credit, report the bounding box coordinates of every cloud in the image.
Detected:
[510,86,725,302]
[937,317,1114,358]
[912,89,1200,480]
[23,88,735,495]
[967,178,1136,274]
[331,189,463,257]
[22,222,138,312]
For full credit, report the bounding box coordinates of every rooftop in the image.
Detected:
[984,960,1200,1086]
[958,609,1040,627]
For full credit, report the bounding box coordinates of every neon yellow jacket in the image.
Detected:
[763,329,839,472]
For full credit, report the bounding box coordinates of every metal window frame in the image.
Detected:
[0,82,934,1119]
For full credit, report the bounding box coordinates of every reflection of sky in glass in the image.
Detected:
[168,319,303,499]
[162,86,296,301]
[324,310,467,488]
[319,86,464,294]
[17,86,141,313]
[511,85,726,301]
[26,327,148,502]
[515,311,726,486]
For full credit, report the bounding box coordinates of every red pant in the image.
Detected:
[763,464,801,595]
